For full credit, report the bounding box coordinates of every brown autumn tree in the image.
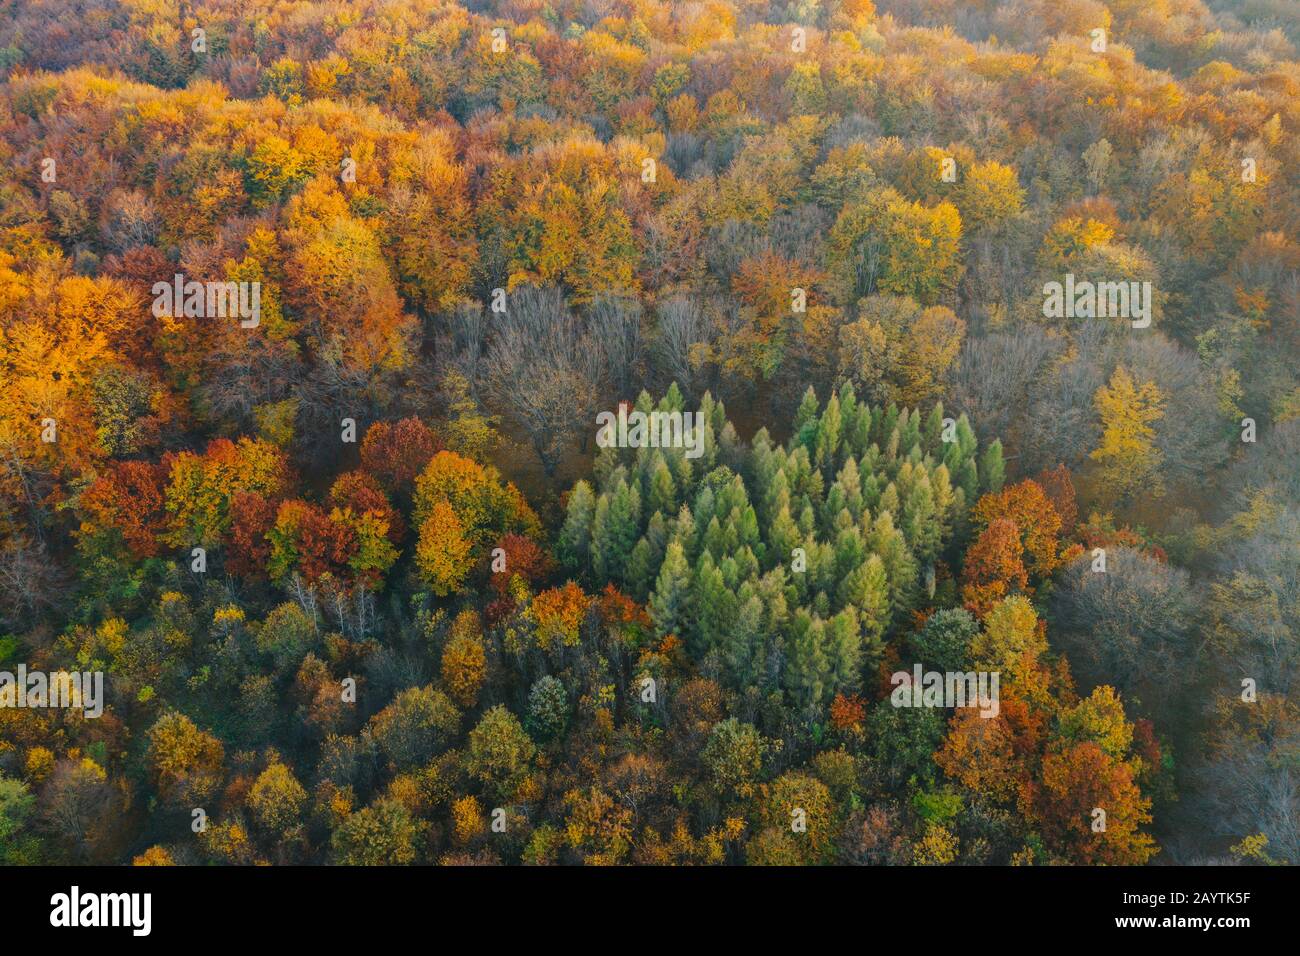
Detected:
[1021,741,1157,865]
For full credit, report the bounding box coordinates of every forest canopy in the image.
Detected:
[0,0,1296,866]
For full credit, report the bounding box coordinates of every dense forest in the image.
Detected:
[0,0,1296,866]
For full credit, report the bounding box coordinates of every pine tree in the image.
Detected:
[814,392,842,468]
[923,402,944,452]
[723,592,766,689]
[769,504,801,572]
[832,456,864,521]
[558,480,596,572]
[649,540,693,637]
[645,512,668,562]
[589,495,613,582]
[826,607,863,697]
[626,537,656,601]
[980,438,1006,494]
[840,553,889,660]
[670,504,698,559]
[647,458,677,515]
[785,610,830,713]
[605,478,642,581]
[902,476,941,565]
[832,525,867,583]
[867,510,919,621]
[693,551,737,658]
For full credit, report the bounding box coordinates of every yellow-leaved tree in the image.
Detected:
[1090,366,1165,504]
[416,500,472,597]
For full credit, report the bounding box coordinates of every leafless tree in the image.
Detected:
[654,295,710,399]
[100,188,160,253]
[0,535,63,628]
[1050,547,1200,725]
[587,294,643,401]
[951,326,1062,450]
[481,285,606,478]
